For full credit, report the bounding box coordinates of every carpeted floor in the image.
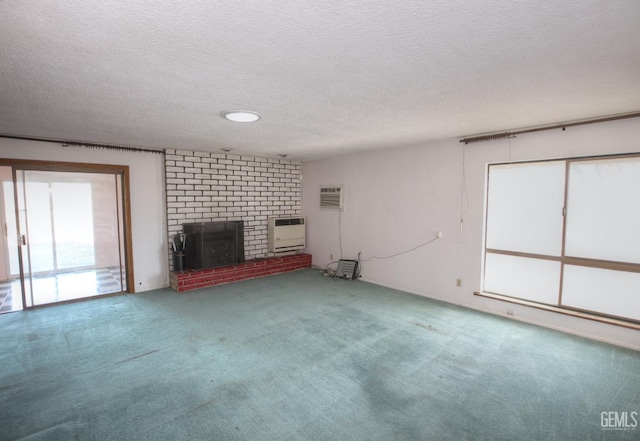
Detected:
[1,269,638,440]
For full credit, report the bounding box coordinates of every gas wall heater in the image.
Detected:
[267,217,306,253]
[320,186,344,210]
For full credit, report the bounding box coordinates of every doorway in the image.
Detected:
[0,161,134,312]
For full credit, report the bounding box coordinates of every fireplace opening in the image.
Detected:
[182,221,245,270]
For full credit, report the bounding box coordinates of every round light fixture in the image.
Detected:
[221,110,261,123]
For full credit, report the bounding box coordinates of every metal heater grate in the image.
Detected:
[336,259,358,280]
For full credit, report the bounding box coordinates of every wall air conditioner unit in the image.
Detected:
[320,186,344,210]
[268,217,306,253]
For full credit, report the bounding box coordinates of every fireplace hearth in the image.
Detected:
[183,221,245,270]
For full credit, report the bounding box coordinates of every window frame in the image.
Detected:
[479,152,640,328]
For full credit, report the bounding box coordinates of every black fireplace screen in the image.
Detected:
[183,221,245,270]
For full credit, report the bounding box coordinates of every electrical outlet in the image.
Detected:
[437,231,443,238]
[330,254,333,261]
[456,278,462,287]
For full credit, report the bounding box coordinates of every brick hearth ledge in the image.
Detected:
[170,253,312,292]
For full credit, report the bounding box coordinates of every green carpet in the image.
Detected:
[1,269,638,440]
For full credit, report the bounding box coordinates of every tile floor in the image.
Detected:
[0,280,20,313]
[0,267,124,313]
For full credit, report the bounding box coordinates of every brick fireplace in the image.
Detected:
[165,149,302,267]
[165,148,309,292]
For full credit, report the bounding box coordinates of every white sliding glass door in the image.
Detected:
[1,163,130,311]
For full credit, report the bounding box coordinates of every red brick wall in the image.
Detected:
[170,253,312,292]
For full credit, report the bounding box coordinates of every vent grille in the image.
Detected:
[320,186,344,209]
[336,259,358,280]
[274,218,304,226]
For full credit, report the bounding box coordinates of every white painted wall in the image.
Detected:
[303,117,640,350]
[0,138,168,291]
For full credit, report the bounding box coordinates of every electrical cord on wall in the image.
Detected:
[331,192,439,278]
[312,260,341,279]
[352,234,440,280]
[360,235,440,262]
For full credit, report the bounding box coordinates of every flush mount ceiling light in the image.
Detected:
[221,110,261,123]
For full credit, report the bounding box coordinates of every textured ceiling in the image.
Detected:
[1,0,639,161]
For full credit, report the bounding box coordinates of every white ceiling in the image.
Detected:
[1,1,639,161]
